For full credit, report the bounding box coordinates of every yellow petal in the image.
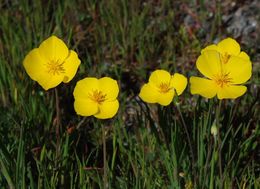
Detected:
[23,48,47,81]
[157,91,175,106]
[170,73,187,95]
[38,74,64,90]
[74,99,99,116]
[224,56,252,84]
[94,100,119,119]
[190,77,217,98]
[38,36,69,62]
[139,83,160,103]
[98,77,119,101]
[63,50,81,83]
[23,48,64,90]
[217,38,240,56]
[149,69,171,86]
[238,51,250,61]
[73,77,99,99]
[217,85,247,99]
[201,44,220,54]
[196,50,221,79]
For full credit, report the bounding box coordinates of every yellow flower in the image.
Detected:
[73,77,119,119]
[139,69,187,106]
[23,36,81,90]
[190,38,252,99]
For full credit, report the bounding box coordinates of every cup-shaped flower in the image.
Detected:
[139,69,187,106]
[23,36,81,90]
[190,38,252,99]
[73,77,119,119]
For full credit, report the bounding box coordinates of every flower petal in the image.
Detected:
[38,36,69,62]
[74,99,98,116]
[238,51,250,61]
[224,56,252,84]
[149,69,171,86]
[157,91,175,106]
[139,83,160,103]
[23,48,64,90]
[201,44,220,54]
[23,48,47,81]
[217,85,247,99]
[73,77,99,99]
[98,77,119,101]
[190,77,217,98]
[170,73,187,95]
[38,74,64,90]
[196,50,221,79]
[63,50,81,83]
[217,38,240,56]
[94,100,119,119]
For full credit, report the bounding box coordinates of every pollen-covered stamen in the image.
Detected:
[220,53,231,64]
[89,90,107,104]
[213,73,232,88]
[158,82,171,93]
[46,59,65,75]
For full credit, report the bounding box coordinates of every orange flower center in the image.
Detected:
[47,60,65,75]
[220,53,231,64]
[213,73,232,88]
[89,90,107,104]
[158,83,170,93]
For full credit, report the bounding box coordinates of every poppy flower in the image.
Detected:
[23,36,81,90]
[73,77,119,119]
[139,69,187,106]
[190,38,252,99]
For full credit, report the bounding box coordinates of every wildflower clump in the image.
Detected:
[139,69,187,106]
[190,38,252,99]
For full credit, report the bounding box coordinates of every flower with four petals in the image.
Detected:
[73,77,119,119]
[139,69,187,106]
[23,36,81,90]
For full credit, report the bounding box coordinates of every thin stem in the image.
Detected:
[76,117,87,129]
[215,100,222,131]
[102,124,108,189]
[54,88,61,160]
[0,158,15,189]
[216,100,223,188]
[157,105,168,145]
[209,140,217,189]
[175,103,195,180]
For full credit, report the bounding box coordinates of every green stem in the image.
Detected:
[157,105,168,145]
[209,141,217,189]
[76,117,87,129]
[0,158,15,189]
[54,88,61,164]
[102,124,108,189]
[216,100,223,188]
[215,100,222,128]
[175,102,195,180]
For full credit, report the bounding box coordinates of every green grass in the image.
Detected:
[0,0,259,188]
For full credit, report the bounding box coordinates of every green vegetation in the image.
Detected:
[0,0,259,188]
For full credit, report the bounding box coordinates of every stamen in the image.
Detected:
[213,73,232,88]
[158,83,170,93]
[89,90,107,104]
[46,59,65,75]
